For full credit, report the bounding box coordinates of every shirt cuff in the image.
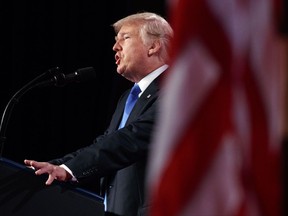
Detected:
[60,164,78,182]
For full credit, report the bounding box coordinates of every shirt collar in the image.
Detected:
[136,64,168,95]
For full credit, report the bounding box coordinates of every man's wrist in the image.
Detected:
[60,164,78,182]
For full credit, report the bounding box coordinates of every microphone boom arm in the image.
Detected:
[0,66,95,158]
[0,67,60,158]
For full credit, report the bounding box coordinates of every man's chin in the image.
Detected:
[116,67,125,76]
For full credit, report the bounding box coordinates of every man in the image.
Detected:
[24,12,173,216]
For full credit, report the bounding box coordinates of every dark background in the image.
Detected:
[0,1,167,164]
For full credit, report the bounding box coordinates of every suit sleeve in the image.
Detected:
[56,92,160,181]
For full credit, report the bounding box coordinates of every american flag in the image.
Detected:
[147,0,286,215]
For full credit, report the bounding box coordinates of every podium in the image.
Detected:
[0,157,104,216]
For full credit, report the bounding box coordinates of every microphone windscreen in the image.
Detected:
[75,67,96,83]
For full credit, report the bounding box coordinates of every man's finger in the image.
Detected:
[24,159,33,166]
[46,174,55,185]
[35,165,51,175]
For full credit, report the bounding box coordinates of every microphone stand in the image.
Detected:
[0,67,60,158]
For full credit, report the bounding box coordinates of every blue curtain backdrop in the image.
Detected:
[0,0,166,167]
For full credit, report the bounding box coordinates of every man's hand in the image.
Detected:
[24,159,72,185]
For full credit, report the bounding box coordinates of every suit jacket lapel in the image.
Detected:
[126,76,161,124]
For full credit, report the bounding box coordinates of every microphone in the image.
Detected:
[36,67,96,87]
[0,66,96,157]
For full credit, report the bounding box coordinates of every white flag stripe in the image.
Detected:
[181,135,245,216]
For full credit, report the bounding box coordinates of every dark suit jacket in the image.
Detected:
[50,75,162,216]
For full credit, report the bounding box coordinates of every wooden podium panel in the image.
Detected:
[0,157,104,216]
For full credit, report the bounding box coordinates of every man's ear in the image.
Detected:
[148,40,161,56]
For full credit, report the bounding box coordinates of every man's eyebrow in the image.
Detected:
[119,32,130,36]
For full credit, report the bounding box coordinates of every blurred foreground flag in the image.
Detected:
[147,0,286,216]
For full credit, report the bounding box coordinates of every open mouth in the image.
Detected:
[115,54,121,65]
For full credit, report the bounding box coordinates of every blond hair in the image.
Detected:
[113,12,173,62]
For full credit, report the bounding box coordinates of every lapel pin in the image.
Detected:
[147,94,151,98]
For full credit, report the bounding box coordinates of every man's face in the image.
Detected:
[113,24,150,82]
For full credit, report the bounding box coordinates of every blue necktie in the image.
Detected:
[118,83,141,129]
